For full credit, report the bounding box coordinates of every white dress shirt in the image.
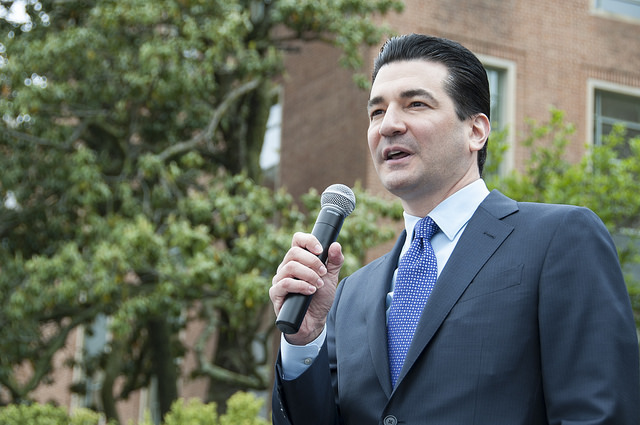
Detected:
[280,179,490,379]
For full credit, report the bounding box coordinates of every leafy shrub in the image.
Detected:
[0,404,113,425]
[0,391,268,425]
[138,391,269,425]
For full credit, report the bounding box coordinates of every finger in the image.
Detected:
[275,259,325,289]
[278,237,328,277]
[290,232,324,255]
[269,274,319,315]
[326,242,344,263]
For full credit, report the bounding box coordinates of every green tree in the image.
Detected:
[0,0,403,422]
[485,108,640,324]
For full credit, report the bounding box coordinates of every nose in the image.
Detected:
[378,105,406,137]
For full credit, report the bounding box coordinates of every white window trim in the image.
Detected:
[586,79,640,147]
[70,326,87,411]
[590,0,640,24]
[477,54,517,173]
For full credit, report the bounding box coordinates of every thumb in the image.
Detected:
[325,242,344,275]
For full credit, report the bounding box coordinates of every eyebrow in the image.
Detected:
[367,88,439,110]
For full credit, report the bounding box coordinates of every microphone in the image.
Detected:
[276,184,356,334]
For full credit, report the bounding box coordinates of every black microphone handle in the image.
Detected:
[275,206,345,334]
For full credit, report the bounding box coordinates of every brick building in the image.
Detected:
[276,0,640,203]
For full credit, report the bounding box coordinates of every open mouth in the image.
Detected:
[385,149,411,160]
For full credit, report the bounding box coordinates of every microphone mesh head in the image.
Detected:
[321,184,356,217]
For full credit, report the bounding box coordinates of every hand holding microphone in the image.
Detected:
[275,184,356,335]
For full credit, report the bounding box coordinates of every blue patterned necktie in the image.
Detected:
[387,216,439,387]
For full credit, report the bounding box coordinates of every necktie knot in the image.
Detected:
[414,216,438,242]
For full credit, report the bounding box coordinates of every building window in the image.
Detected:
[479,56,516,174]
[486,67,507,131]
[594,0,640,20]
[593,89,640,157]
[260,98,282,188]
[72,314,108,410]
[260,102,281,170]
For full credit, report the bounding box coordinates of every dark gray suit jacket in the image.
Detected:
[273,190,640,424]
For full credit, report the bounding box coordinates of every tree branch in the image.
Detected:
[19,308,98,400]
[0,127,70,151]
[64,119,89,147]
[198,362,264,389]
[156,78,261,163]
[193,302,267,389]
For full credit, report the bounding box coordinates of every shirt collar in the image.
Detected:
[403,179,490,241]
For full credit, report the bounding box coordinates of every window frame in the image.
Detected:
[587,79,640,152]
[477,55,517,175]
[591,0,640,23]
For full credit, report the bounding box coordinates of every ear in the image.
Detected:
[468,113,490,153]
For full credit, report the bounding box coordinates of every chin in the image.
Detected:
[381,178,415,197]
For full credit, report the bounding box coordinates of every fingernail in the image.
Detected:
[319,265,327,276]
[317,278,324,288]
[308,285,317,293]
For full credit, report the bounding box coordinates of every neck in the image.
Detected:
[401,177,481,217]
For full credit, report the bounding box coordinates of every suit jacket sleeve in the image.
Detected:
[538,207,639,423]
[272,279,347,425]
[272,342,339,425]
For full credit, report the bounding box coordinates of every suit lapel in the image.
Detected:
[365,231,406,398]
[396,190,518,387]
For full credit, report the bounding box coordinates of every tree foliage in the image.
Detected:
[0,391,267,425]
[0,0,403,422]
[485,108,640,324]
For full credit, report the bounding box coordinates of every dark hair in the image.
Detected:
[372,34,490,176]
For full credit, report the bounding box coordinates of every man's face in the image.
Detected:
[367,60,486,214]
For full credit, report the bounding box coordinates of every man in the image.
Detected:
[269,34,639,424]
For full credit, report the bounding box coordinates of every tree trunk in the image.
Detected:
[147,319,179,419]
[101,346,121,424]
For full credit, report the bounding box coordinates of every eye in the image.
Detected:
[409,101,428,108]
[369,109,384,119]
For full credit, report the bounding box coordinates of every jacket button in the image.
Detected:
[383,415,397,425]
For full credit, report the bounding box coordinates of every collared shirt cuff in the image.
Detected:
[280,326,327,380]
